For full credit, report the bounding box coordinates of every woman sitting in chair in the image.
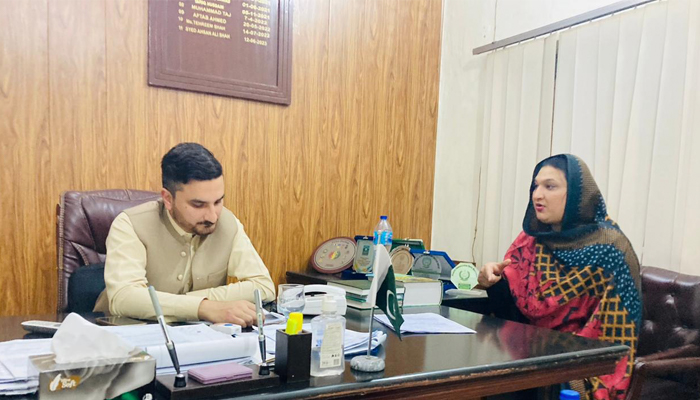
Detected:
[478,154,641,400]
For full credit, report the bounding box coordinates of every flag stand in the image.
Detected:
[350,243,401,372]
[349,305,385,372]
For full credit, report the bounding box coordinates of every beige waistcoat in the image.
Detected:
[125,200,238,293]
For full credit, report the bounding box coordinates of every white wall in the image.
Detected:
[432,0,620,263]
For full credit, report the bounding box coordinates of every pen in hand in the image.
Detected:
[148,286,186,387]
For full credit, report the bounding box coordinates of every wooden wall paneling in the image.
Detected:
[222,101,251,226]
[272,101,291,278]
[325,0,364,239]
[283,0,330,276]
[356,0,395,234]
[268,102,289,285]
[343,0,372,238]
[0,0,51,316]
[48,0,108,193]
[392,0,441,240]
[176,90,205,145]
[142,0,170,194]
[378,0,402,237]
[200,96,230,163]
[106,0,152,191]
[245,102,275,275]
[354,0,388,233]
[149,88,178,186]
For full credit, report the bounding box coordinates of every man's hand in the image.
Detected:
[197,299,258,326]
[477,259,511,289]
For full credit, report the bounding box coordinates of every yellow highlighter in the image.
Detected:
[285,312,303,335]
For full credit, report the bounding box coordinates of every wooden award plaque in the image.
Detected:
[148,0,292,105]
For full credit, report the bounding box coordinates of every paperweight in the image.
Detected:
[350,355,385,372]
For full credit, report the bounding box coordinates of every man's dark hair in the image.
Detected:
[161,143,223,195]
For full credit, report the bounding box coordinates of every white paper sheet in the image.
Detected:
[374,313,476,334]
[104,324,257,368]
[0,339,52,379]
[260,324,386,356]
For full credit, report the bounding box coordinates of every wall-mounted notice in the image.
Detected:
[148,0,292,105]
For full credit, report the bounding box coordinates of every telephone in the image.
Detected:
[301,284,347,316]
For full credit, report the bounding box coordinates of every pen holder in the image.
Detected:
[275,330,311,382]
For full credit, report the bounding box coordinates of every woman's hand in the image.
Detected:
[477,259,511,289]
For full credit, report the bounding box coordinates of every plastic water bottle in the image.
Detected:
[559,389,580,400]
[310,295,346,377]
[373,215,393,252]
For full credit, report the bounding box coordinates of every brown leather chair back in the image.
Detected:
[638,266,700,356]
[56,190,160,312]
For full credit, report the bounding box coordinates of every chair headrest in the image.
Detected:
[57,189,160,312]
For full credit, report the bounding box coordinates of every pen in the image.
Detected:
[254,288,269,372]
[148,286,186,387]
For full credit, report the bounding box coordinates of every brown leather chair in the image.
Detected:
[627,266,700,399]
[56,190,160,312]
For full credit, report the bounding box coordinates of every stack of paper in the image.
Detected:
[261,324,387,356]
[375,313,476,334]
[0,339,51,395]
[103,324,257,371]
[0,324,257,395]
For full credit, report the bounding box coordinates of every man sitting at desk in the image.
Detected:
[94,143,275,326]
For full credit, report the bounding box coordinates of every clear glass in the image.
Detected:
[276,284,305,317]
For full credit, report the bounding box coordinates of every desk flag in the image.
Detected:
[366,245,404,339]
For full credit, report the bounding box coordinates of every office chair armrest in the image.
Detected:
[637,344,700,363]
[636,357,700,375]
[627,356,700,400]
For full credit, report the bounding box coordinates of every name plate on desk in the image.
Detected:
[148,0,293,105]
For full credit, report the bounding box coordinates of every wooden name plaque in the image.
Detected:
[148,0,292,105]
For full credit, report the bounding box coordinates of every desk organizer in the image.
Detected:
[275,330,311,382]
[155,365,279,400]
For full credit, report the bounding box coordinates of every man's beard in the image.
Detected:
[171,207,217,236]
[193,221,216,236]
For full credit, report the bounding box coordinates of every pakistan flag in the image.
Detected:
[367,245,404,339]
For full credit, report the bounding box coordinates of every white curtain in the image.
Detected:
[475,0,700,275]
[551,0,700,275]
[474,35,557,265]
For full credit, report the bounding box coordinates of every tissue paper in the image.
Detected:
[51,313,135,364]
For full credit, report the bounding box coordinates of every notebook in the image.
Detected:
[188,362,253,384]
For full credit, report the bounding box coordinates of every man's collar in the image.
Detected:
[165,208,194,239]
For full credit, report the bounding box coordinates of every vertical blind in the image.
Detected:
[476,0,700,275]
[474,35,557,265]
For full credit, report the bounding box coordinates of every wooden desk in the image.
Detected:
[1,307,628,399]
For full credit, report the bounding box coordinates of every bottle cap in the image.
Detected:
[380,215,387,220]
[559,389,580,400]
[321,295,337,313]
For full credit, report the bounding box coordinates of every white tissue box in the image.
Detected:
[30,350,156,400]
